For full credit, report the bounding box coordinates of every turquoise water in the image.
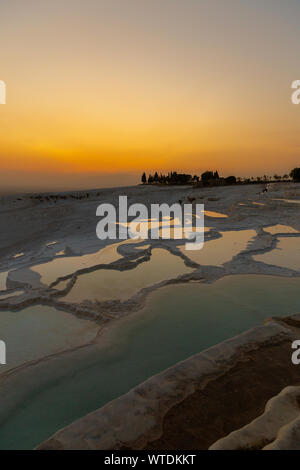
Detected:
[0,305,98,373]
[0,274,300,449]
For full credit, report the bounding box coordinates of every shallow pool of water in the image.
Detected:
[264,225,299,235]
[254,237,300,271]
[1,274,300,449]
[30,242,126,285]
[182,230,256,265]
[0,305,98,374]
[63,248,193,303]
[204,210,228,218]
[273,198,300,204]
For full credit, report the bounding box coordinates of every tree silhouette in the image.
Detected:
[226,175,236,184]
[201,171,214,183]
[290,168,300,182]
[143,169,240,186]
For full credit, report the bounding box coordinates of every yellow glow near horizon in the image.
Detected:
[1,0,300,191]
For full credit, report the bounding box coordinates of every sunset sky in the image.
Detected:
[1,0,300,192]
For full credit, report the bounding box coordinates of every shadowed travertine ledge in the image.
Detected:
[37,314,300,450]
[210,385,300,450]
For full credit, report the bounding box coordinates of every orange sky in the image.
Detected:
[1,0,300,192]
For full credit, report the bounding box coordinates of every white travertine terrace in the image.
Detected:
[0,183,300,371]
[0,182,300,449]
[37,316,300,450]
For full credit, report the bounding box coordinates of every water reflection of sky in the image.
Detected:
[63,248,193,303]
[254,237,300,271]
